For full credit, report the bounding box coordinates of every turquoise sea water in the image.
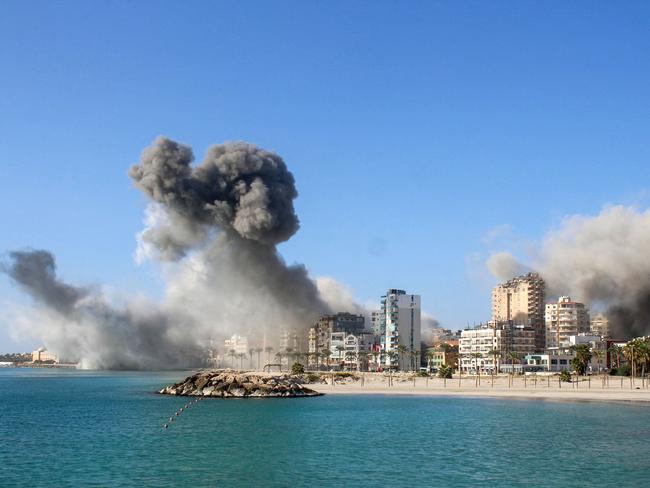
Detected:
[1,369,649,487]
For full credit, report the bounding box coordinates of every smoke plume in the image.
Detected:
[2,137,362,369]
[487,205,650,339]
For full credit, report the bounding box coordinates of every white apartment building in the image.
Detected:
[381,289,421,371]
[492,272,546,351]
[545,296,590,349]
[459,325,535,373]
[224,335,249,355]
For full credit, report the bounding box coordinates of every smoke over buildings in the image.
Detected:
[487,206,650,339]
[1,137,360,369]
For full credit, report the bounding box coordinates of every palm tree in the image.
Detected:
[275,352,284,372]
[608,344,622,369]
[592,349,604,386]
[285,347,294,369]
[335,345,345,370]
[357,351,369,372]
[487,348,500,387]
[387,351,399,385]
[371,350,380,372]
[569,344,592,376]
[322,349,332,370]
[412,349,421,372]
[227,349,236,369]
[249,348,255,369]
[487,348,500,374]
[255,348,263,370]
[470,352,483,386]
[396,345,407,371]
[237,352,246,370]
[265,346,274,367]
[507,351,520,387]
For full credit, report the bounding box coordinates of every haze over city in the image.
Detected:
[2,1,650,355]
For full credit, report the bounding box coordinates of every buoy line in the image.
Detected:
[162,397,203,430]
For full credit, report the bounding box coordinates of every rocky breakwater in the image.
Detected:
[158,370,324,398]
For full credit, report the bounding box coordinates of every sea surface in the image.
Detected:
[1,368,649,487]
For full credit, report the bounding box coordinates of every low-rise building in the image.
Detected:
[459,324,535,373]
[308,312,366,359]
[31,347,58,363]
[426,344,459,371]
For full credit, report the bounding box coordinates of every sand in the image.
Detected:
[308,373,650,403]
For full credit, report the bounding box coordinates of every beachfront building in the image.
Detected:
[492,272,546,352]
[459,324,535,373]
[341,332,375,371]
[380,289,421,371]
[308,313,366,367]
[31,347,58,363]
[524,353,573,372]
[224,335,249,355]
[545,296,590,349]
[426,344,459,372]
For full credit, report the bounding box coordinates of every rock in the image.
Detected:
[157,369,323,399]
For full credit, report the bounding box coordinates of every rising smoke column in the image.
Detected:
[1,137,339,369]
[1,249,202,369]
[129,137,330,339]
[486,205,650,338]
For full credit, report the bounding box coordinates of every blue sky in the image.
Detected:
[1,1,649,351]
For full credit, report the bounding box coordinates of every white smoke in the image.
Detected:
[487,205,650,338]
[1,137,368,369]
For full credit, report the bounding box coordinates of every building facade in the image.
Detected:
[459,324,535,373]
[224,335,249,355]
[590,314,610,338]
[492,272,546,351]
[31,347,58,363]
[545,296,590,349]
[426,345,459,372]
[380,289,421,370]
[308,313,365,354]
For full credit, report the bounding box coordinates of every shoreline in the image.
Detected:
[309,384,650,404]
[307,373,650,404]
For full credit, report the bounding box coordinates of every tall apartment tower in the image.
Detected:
[545,296,590,349]
[491,272,546,352]
[380,289,421,370]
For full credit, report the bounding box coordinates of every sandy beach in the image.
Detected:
[308,373,650,403]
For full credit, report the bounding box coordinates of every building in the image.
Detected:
[371,310,383,336]
[224,335,249,355]
[280,329,303,354]
[426,344,459,372]
[524,353,573,372]
[380,289,421,370]
[308,312,366,361]
[341,332,375,371]
[31,347,58,363]
[459,324,535,373]
[590,314,610,338]
[545,296,590,349]
[492,272,546,351]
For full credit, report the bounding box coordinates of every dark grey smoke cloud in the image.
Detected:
[2,137,346,369]
[3,250,85,315]
[129,137,300,258]
[2,249,203,369]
